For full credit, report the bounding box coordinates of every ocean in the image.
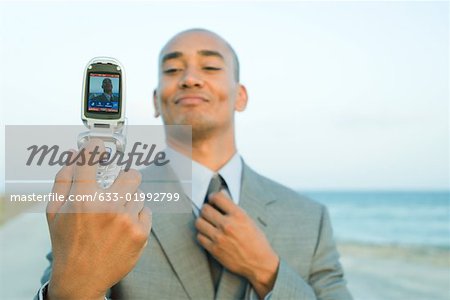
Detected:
[302,191,450,249]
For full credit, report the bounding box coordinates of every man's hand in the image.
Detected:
[195,191,279,299]
[46,139,152,300]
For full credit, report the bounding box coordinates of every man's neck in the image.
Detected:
[168,129,237,172]
[191,140,236,172]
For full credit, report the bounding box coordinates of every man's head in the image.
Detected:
[153,28,248,142]
[102,78,113,94]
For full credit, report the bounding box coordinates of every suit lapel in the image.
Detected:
[215,162,276,300]
[140,165,215,300]
[152,210,215,300]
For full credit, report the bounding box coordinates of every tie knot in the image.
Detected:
[205,174,229,204]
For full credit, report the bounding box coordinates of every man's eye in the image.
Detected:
[163,68,180,74]
[203,66,221,71]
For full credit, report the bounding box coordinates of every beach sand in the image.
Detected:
[338,243,450,300]
[1,210,449,299]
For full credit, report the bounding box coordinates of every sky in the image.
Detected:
[0,0,449,191]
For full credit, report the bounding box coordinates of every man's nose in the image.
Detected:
[179,68,204,89]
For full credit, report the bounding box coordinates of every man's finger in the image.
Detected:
[200,203,225,227]
[73,138,106,186]
[124,190,145,218]
[207,191,235,215]
[195,217,219,242]
[197,232,213,252]
[110,169,142,205]
[47,152,76,223]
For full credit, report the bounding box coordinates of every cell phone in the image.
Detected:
[78,57,127,189]
[81,57,125,128]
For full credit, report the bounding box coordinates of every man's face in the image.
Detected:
[102,79,113,93]
[154,31,247,140]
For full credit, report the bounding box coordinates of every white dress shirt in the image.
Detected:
[165,147,242,216]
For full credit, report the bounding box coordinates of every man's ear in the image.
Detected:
[234,84,248,112]
[153,89,161,118]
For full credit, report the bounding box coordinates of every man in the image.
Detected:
[92,78,118,102]
[37,28,352,299]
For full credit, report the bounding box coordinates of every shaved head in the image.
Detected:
[159,28,240,82]
[153,27,248,144]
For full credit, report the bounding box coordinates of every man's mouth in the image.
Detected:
[175,95,209,105]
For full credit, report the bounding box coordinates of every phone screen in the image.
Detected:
[87,73,120,113]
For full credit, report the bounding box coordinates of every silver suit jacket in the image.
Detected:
[38,162,352,300]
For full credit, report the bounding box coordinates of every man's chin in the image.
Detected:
[171,116,215,140]
[174,114,207,126]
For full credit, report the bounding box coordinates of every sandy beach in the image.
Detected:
[338,243,450,300]
[1,210,449,300]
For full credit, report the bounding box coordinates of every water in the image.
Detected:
[302,191,450,248]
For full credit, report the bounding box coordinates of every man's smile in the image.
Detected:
[175,94,209,105]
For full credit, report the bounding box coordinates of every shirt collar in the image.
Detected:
[218,152,242,206]
[165,147,242,212]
